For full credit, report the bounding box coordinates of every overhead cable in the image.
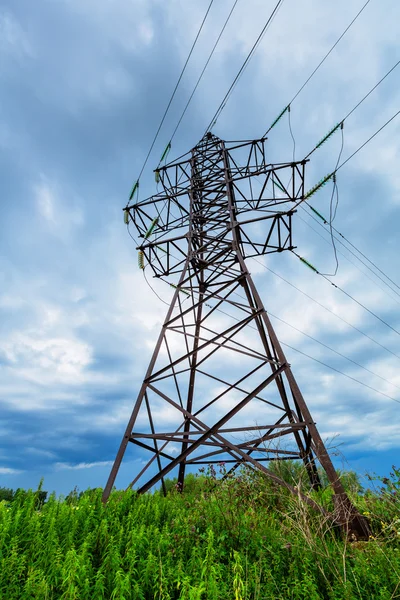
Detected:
[263,0,372,136]
[134,0,214,185]
[268,311,400,391]
[281,343,400,405]
[204,0,285,134]
[298,208,400,307]
[302,205,400,301]
[294,109,400,212]
[251,257,400,361]
[169,0,240,144]
[292,250,400,338]
[336,109,400,172]
[304,58,400,160]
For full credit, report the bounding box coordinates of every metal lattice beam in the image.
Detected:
[104,133,370,539]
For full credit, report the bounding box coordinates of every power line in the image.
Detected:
[268,311,400,391]
[129,225,400,395]
[318,125,344,277]
[238,168,392,305]
[136,0,214,182]
[204,0,285,134]
[281,343,400,405]
[342,59,400,123]
[301,205,400,302]
[143,268,170,307]
[304,58,400,159]
[289,0,371,106]
[294,108,400,213]
[337,109,400,171]
[297,207,400,307]
[169,0,240,144]
[329,220,400,294]
[263,0,372,136]
[291,250,400,338]
[128,206,400,364]
[251,257,400,361]
[288,105,296,162]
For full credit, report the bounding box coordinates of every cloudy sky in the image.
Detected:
[1,0,399,496]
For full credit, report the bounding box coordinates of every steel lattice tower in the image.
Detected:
[103,133,369,537]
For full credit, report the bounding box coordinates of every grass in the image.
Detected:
[0,464,399,599]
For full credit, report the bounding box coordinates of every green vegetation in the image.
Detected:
[0,464,399,599]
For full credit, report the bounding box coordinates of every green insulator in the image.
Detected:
[170,283,190,296]
[124,210,129,225]
[144,217,159,240]
[138,251,145,270]
[155,170,160,183]
[159,141,171,163]
[304,173,333,200]
[299,256,319,273]
[273,179,286,194]
[269,105,289,131]
[309,205,327,223]
[129,180,139,202]
[315,122,343,149]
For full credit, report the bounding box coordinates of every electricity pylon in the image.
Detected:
[103,133,369,538]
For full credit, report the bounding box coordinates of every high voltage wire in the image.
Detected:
[336,109,400,172]
[293,107,400,211]
[268,311,400,391]
[169,0,240,145]
[304,58,400,160]
[327,218,400,293]
[297,208,400,308]
[300,205,400,303]
[251,258,400,362]
[291,249,400,338]
[135,0,214,183]
[257,164,400,307]
[130,177,400,365]
[288,0,372,106]
[263,0,372,136]
[127,0,399,407]
[215,302,400,404]
[281,343,400,405]
[342,59,400,123]
[204,0,285,134]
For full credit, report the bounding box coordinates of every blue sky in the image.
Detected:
[1,0,399,496]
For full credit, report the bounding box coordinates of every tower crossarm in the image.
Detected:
[126,134,307,278]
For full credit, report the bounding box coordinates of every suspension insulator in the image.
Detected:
[138,251,145,270]
[315,122,343,149]
[129,180,139,202]
[304,173,333,200]
[272,179,286,194]
[159,141,171,164]
[299,255,319,273]
[170,283,190,296]
[144,217,159,240]
[268,105,289,131]
[309,205,328,224]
